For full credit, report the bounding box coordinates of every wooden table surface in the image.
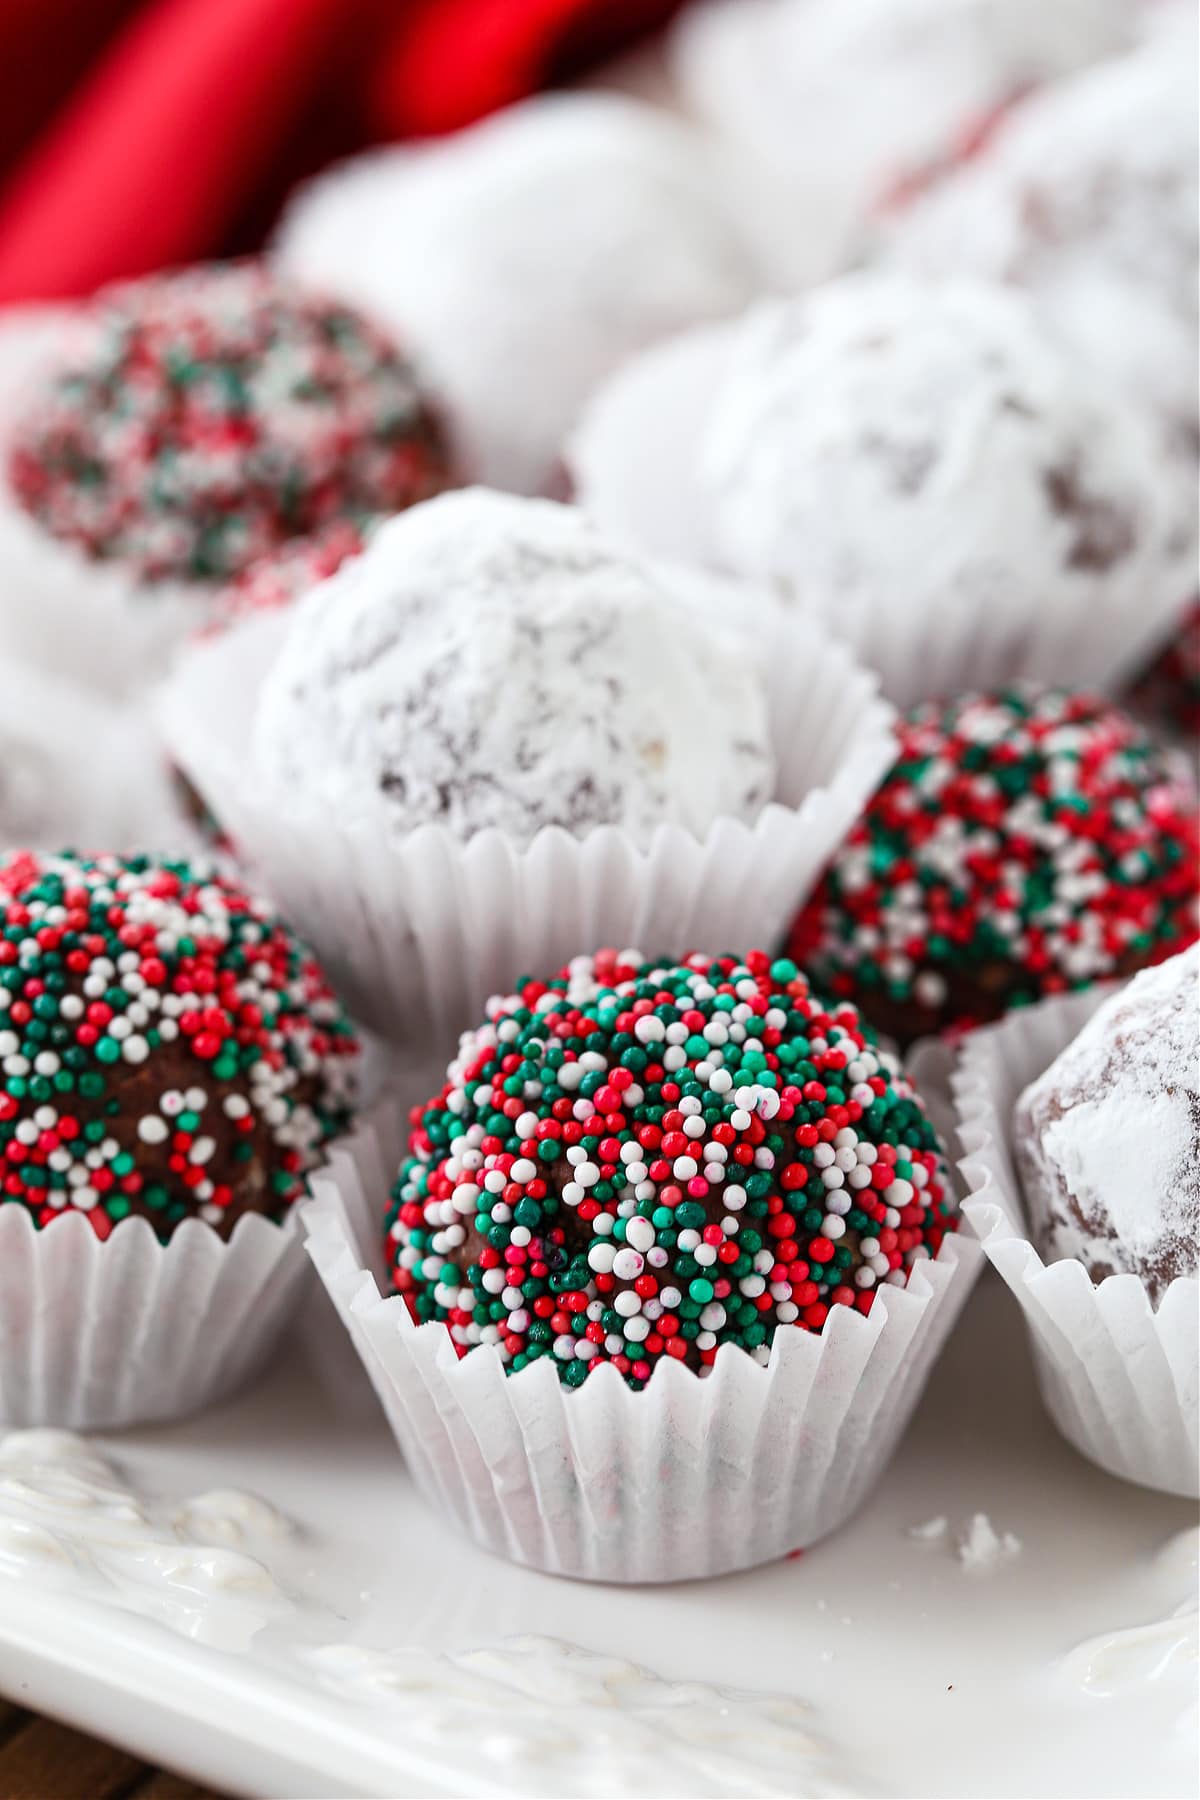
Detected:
[0,1698,223,1800]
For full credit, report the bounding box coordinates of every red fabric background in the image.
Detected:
[0,0,683,304]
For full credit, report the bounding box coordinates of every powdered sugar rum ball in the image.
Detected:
[251,490,774,847]
[668,0,1133,285]
[1013,944,1199,1301]
[574,274,1182,703]
[273,94,761,495]
[0,263,455,690]
[386,949,956,1386]
[892,28,1199,457]
[789,688,1199,1047]
[711,275,1173,616]
[572,273,1181,704]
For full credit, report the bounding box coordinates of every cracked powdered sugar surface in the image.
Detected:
[697,273,1174,631]
[252,489,774,849]
[1014,945,1200,1299]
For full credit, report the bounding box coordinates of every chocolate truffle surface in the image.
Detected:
[1126,602,1200,741]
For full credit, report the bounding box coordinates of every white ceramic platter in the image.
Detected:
[1,1273,1196,1800]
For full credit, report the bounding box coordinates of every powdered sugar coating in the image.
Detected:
[0,659,179,853]
[1014,945,1200,1300]
[252,490,774,848]
[893,29,1198,452]
[699,275,1176,632]
[274,94,760,495]
[669,0,1133,282]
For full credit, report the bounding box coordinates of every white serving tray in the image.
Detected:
[1,1274,1196,1800]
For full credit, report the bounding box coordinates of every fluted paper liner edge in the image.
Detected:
[952,989,1198,1499]
[301,1106,982,1584]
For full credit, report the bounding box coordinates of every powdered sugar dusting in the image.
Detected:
[894,28,1198,452]
[275,94,759,495]
[1014,946,1200,1298]
[675,0,1130,217]
[0,658,177,853]
[1043,1092,1189,1262]
[252,490,774,848]
[697,274,1172,634]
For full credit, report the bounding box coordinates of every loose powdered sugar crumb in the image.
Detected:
[957,1514,1023,1573]
[908,1516,949,1543]
[893,25,1198,452]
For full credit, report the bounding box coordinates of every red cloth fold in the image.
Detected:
[0,0,679,306]
[368,0,683,137]
[0,0,344,303]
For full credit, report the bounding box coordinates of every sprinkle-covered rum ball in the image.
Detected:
[252,490,774,847]
[0,852,358,1241]
[790,688,1199,1047]
[6,262,454,588]
[386,949,955,1389]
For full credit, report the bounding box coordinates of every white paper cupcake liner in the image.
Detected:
[0,305,203,696]
[158,593,896,1046]
[301,1105,982,1584]
[567,321,1187,711]
[952,990,1199,1499]
[0,1201,311,1431]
